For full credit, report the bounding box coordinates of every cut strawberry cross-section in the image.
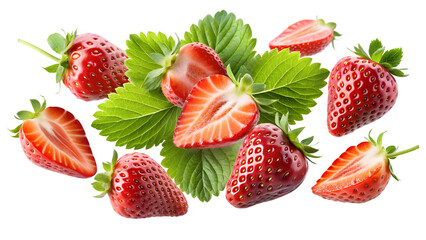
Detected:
[173,74,259,149]
[11,98,97,178]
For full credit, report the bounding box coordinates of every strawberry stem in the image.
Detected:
[18,39,61,62]
[387,145,419,159]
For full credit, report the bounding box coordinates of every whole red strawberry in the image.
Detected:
[19,30,129,101]
[92,151,188,218]
[226,113,318,208]
[327,39,407,136]
[143,41,226,107]
[9,97,97,178]
[312,131,418,203]
[269,19,340,57]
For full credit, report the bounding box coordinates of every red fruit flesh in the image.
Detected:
[269,19,333,57]
[327,56,398,136]
[173,74,259,149]
[109,152,188,218]
[19,107,97,178]
[312,141,390,203]
[161,42,226,107]
[64,33,129,101]
[226,123,308,208]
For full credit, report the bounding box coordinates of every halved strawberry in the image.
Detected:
[173,74,259,149]
[10,98,97,178]
[161,42,227,107]
[269,19,340,57]
[312,131,419,203]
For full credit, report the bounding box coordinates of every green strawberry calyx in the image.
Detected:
[226,65,276,114]
[143,35,182,91]
[92,150,118,198]
[275,113,320,163]
[350,39,407,77]
[365,130,419,181]
[9,96,47,138]
[18,30,78,84]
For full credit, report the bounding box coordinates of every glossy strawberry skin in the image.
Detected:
[269,19,334,57]
[64,33,129,101]
[327,56,398,136]
[226,123,308,208]
[312,142,391,203]
[18,107,97,178]
[109,153,188,218]
[161,42,226,107]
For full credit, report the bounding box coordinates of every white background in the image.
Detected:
[1,0,424,239]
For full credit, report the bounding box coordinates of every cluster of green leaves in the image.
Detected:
[351,39,407,77]
[91,10,329,202]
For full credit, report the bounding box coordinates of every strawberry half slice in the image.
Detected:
[312,131,418,203]
[269,19,340,57]
[10,98,97,178]
[144,41,227,107]
[173,74,260,149]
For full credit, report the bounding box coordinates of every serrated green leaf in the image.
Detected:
[125,32,176,87]
[246,49,329,124]
[47,33,66,54]
[161,139,240,202]
[183,10,257,76]
[381,48,403,67]
[92,83,181,149]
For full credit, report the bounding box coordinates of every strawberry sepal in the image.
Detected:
[366,130,419,181]
[92,150,118,198]
[275,113,320,162]
[10,97,47,138]
[350,39,407,77]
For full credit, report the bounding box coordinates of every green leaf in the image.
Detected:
[246,49,329,124]
[371,47,385,63]
[92,83,181,149]
[368,39,383,57]
[47,33,66,54]
[183,10,257,76]
[161,139,240,202]
[43,64,59,73]
[389,68,408,77]
[16,110,34,120]
[143,68,166,90]
[125,32,176,87]
[381,48,403,67]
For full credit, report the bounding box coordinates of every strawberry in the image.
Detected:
[312,131,419,203]
[9,97,97,178]
[269,19,340,57]
[327,39,407,136]
[143,41,226,107]
[18,30,129,101]
[226,113,319,208]
[92,151,188,218]
[173,73,260,149]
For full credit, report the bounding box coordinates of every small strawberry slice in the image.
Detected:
[312,131,419,203]
[269,19,340,57]
[10,98,97,178]
[173,74,259,149]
